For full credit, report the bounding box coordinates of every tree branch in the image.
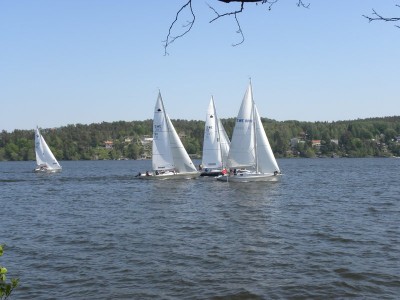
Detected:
[217,0,310,9]
[208,2,245,46]
[233,12,245,46]
[218,0,264,2]
[208,1,244,23]
[163,0,195,55]
[297,1,310,9]
[164,0,310,54]
[363,5,400,28]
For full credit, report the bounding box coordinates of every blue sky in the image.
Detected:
[1,0,399,132]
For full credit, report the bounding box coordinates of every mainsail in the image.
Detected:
[152,91,197,173]
[227,84,256,169]
[152,93,175,171]
[202,97,230,169]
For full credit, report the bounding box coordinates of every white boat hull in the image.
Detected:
[216,172,280,182]
[136,171,199,180]
[34,166,62,173]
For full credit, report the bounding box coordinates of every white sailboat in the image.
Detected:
[136,91,199,180]
[34,127,62,173]
[217,82,281,182]
[200,97,230,177]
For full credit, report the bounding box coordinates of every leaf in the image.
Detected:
[11,278,19,287]
[5,284,12,295]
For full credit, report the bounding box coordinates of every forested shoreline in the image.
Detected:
[1,116,400,161]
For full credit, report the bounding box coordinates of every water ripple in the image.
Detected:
[1,159,400,299]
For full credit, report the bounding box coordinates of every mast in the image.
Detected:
[159,91,175,170]
[250,81,259,173]
[227,81,255,170]
[152,91,175,171]
[159,91,169,135]
[212,97,224,169]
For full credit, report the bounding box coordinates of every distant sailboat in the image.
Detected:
[136,91,199,180]
[217,81,281,182]
[34,127,62,173]
[200,97,230,177]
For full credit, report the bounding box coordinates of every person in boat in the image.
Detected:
[135,172,141,177]
[274,171,278,176]
[221,168,227,175]
[198,164,203,171]
[146,171,150,176]
[155,170,159,175]
[233,169,237,175]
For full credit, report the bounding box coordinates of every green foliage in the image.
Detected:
[0,116,400,161]
[0,245,19,300]
[125,143,140,159]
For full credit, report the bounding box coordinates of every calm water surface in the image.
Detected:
[1,158,399,299]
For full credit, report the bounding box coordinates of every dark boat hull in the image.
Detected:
[200,171,223,177]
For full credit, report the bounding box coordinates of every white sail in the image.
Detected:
[218,81,280,182]
[152,93,175,171]
[35,127,62,171]
[227,84,256,169]
[166,116,198,173]
[137,91,198,179]
[202,97,230,169]
[254,106,280,173]
[218,118,230,167]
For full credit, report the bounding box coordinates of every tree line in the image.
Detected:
[1,116,400,161]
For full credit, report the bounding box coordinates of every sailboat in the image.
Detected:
[217,81,281,182]
[200,97,230,177]
[136,91,199,180]
[34,126,62,173]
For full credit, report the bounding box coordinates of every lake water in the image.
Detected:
[1,158,399,299]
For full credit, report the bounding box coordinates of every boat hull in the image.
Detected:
[216,173,280,182]
[136,171,199,180]
[34,167,62,173]
[200,170,224,177]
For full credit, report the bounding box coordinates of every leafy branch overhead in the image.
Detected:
[163,0,399,55]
